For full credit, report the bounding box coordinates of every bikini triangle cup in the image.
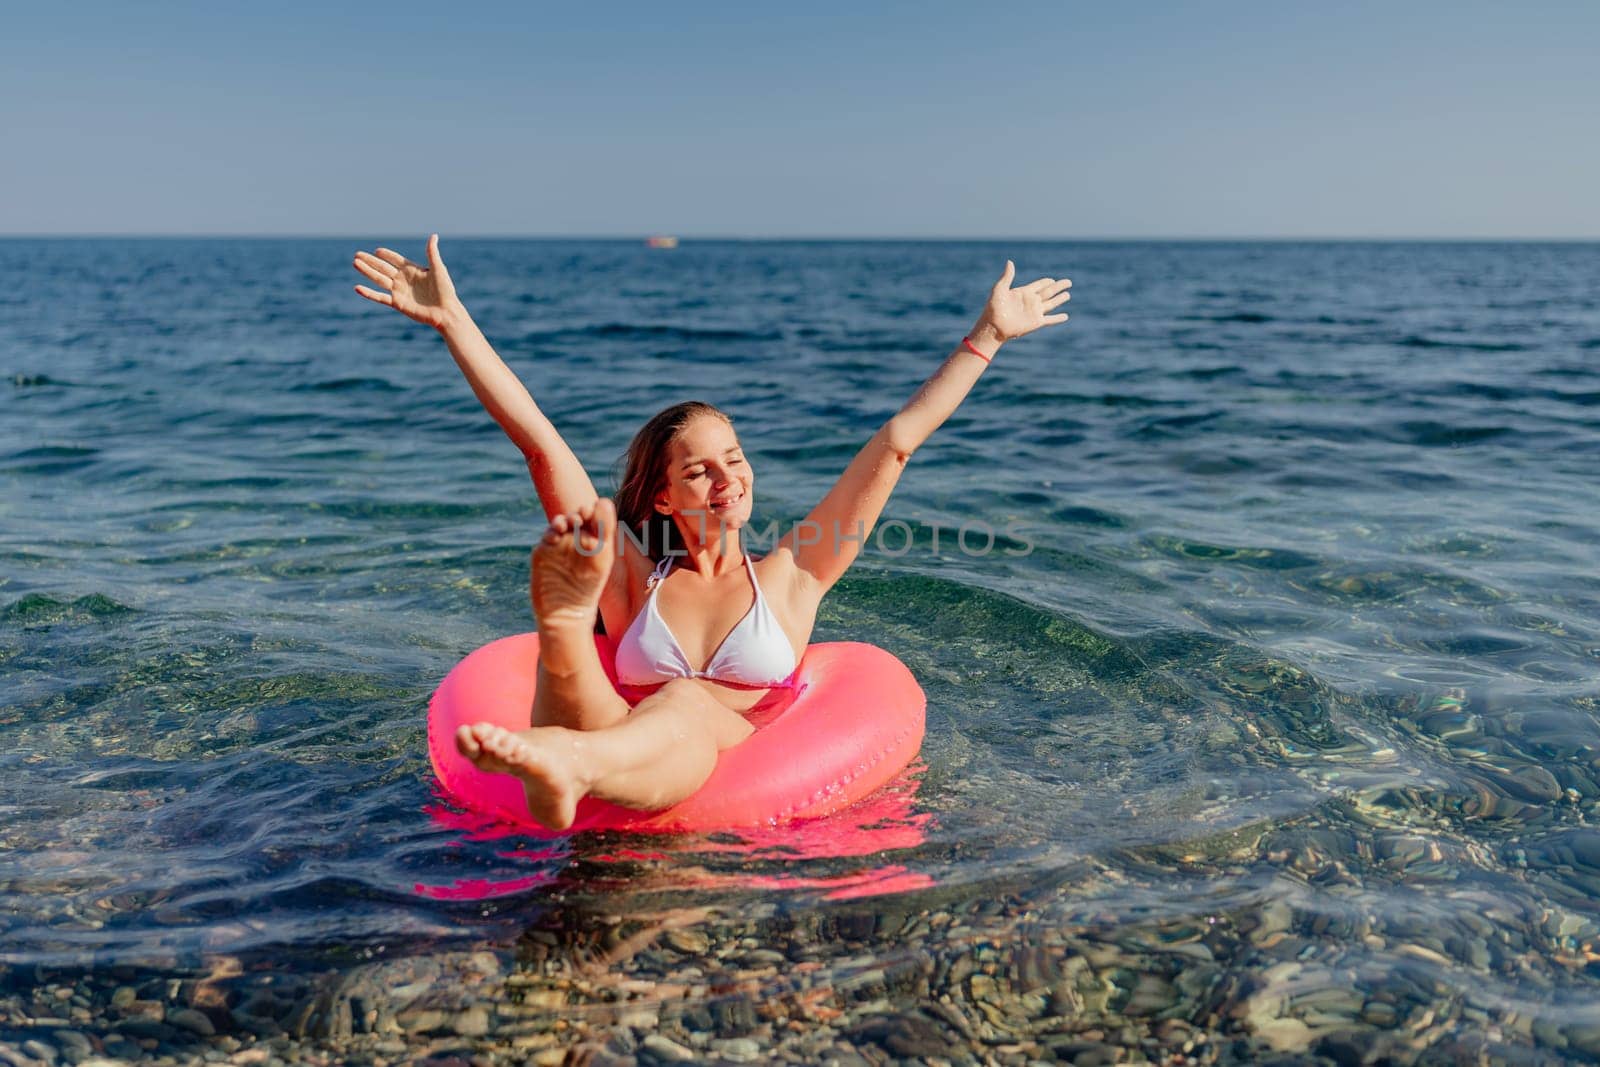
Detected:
[613,554,799,687]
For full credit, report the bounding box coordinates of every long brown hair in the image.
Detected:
[613,401,733,562]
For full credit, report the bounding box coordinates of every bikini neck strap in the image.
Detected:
[652,550,753,583]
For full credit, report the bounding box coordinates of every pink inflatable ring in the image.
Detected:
[427,634,926,833]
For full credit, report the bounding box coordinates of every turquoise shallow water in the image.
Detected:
[4,239,1600,1059]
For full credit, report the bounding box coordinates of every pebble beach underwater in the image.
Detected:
[5,237,1600,1065]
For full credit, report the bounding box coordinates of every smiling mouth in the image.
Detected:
[710,494,743,510]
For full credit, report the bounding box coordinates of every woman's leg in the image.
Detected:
[527,499,633,730]
[455,499,630,781]
[461,678,754,830]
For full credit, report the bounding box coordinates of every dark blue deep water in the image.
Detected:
[4,239,1600,1063]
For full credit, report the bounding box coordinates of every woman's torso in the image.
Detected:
[599,541,817,712]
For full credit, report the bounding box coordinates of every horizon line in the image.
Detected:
[3,233,1599,243]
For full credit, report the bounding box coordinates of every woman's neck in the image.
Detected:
[672,527,745,578]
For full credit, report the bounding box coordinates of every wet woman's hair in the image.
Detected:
[613,400,733,563]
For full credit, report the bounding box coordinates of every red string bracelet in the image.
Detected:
[961,336,992,363]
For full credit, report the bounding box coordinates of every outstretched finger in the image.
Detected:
[374,247,412,270]
[354,284,394,306]
[355,250,398,278]
[426,233,451,278]
[993,260,1015,292]
[1045,278,1073,299]
[1043,291,1071,312]
[353,258,394,288]
[1043,313,1069,325]
[1028,277,1057,293]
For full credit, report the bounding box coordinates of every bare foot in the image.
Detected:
[459,722,588,830]
[531,499,616,677]
[454,724,514,774]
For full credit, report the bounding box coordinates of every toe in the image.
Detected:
[454,725,481,758]
[498,733,531,764]
[484,728,518,759]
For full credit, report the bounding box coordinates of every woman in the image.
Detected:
[353,237,1070,829]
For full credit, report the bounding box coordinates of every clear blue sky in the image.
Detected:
[3,1,1595,238]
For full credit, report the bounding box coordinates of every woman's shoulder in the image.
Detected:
[617,537,658,583]
[600,536,658,621]
[752,544,821,604]
[751,542,797,573]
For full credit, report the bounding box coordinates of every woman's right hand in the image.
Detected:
[353,234,463,331]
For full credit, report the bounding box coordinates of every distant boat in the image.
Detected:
[646,235,679,249]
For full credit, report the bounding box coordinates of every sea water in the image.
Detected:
[3,239,1599,1061]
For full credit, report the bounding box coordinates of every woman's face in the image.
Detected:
[656,415,755,539]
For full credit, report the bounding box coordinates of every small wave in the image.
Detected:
[760,440,860,463]
[289,377,404,393]
[1442,381,1523,402]
[1146,534,1320,571]
[838,571,1154,686]
[167,475,295,492]
[1131,410,1224,438]
[9,445,98,460]
[1196,289,1277,303]
[2,444,101,475]
[529,323,782,345]
[1415,629,1530,658]
[315,498,503,521]
[10,373,58,387]
[3,592,134,625]
[1033,430,1086,446]
[589,322,781,342]
[1052,505,1128,529]
[1397,335,1528,352]
[1396,420,1511,447]
[812,336,927,355]
[1185,311,1274,324]
[1176,364,1244,380]
[1094,393,1166,409]
[1436,380,1600,408]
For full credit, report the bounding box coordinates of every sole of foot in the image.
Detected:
[460,722,582,830]
[531,499,616,676]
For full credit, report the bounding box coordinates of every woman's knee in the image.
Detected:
[652,679,753,748]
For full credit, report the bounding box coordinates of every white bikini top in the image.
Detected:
[613,553,798,688]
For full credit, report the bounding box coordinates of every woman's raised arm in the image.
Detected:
[781,261,1071,592]
[353,236,598,522]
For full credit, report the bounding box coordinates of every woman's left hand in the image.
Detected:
[972,261,1071,345]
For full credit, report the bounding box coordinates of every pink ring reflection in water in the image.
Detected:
[414,769,933,903]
